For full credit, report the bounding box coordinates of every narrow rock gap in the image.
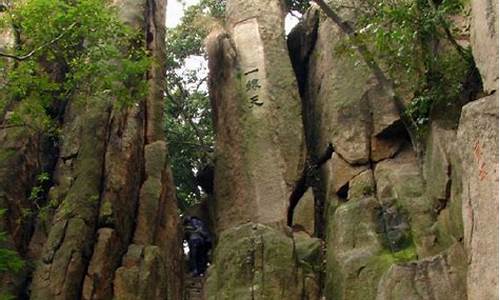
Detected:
[336,182,349,201]
[287,143,334,228]
[439,163,453,213]
[77,106,114,300]
[130,102,148,245]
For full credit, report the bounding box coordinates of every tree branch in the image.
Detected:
[0,22,77,61]
[312,0,420,150]
[166,76,211,153]
[425,0,470,62]
[195,76,207,91]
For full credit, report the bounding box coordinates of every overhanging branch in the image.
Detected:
[312,0,420,150]
[0,22,77,61]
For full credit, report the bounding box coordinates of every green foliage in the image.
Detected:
[333,0,472,130]
[165,1,222,210]
[29,172,50,204]
[0,209,24,299]
[0,0,150,131]
[0,234,24,273]
[0,210,24,275]
[166,0,224,69]
[0,293,15,300]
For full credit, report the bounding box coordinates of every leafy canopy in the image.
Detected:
[0,209,24,288]
[330,0,473,128]
[165,0,224,210]
[0,0,150,289]
[0,0,150,132]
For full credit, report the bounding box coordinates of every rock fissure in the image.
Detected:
[287,143,334,227]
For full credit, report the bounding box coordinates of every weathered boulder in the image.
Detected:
[205,223,318,300]
[375,148,441,257]
[207,0,305,232]
[457,93,499,300]
[304,11,403,166]
[322,165,396,300]
[306,15,371,164]
[376,242,467,300]
[423,124,464,248]
[348,169,375,201]
[134,141,169,244]
[328,154,368,196]
[113,245,168,300]
[29,0,183,299]
[470,0,498,93]
[324,195,389,300]
[294,231,322,300]
[30,99,112,300]
[294,230,322,274]
[82,228,122,300]
[293,189,315,235]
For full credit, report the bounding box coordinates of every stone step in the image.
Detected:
[184,273,205,300]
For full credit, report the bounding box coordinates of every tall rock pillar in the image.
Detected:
[205,1,318,299]
[208,0,305,233]
[460,1,499,298]
[29,0,183,299]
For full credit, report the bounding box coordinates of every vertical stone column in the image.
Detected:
[470,0,498,93]
[462,2,499,299]
[112,0,183,299]
[209,0,305,233]
[204,1,318,299]
[29,0,183,299]
[458,95,498,300]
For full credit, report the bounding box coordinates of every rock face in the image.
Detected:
[204,223,318,300]
[376,243,467,300]
[461,3,499,299]
[470,0,498,93]
[0,0,497,299]
[303,6,401,166]
[30,99,113,300]
[457,94,499,300]
[283,2,496,299]
[204,0,312,298]
[0,0,182,299]
[207,0,305,233]
[293,189,315,234]
[202,1,497,299]
[0,13,57,295]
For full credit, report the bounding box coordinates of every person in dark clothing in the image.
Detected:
[183,216,211,277]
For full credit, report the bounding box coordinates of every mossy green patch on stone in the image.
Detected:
[379,244,418,264]
[0,149,16,166]
[206,223,310,300]
[294,233,322,273]
[99,199,115,226]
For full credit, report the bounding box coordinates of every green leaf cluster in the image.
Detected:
[0,208,24,299]
[0,0,150,131]
[165,1,223,210]
[166,0,224,69]
[0,210,24,275]
[334,0,473,129]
